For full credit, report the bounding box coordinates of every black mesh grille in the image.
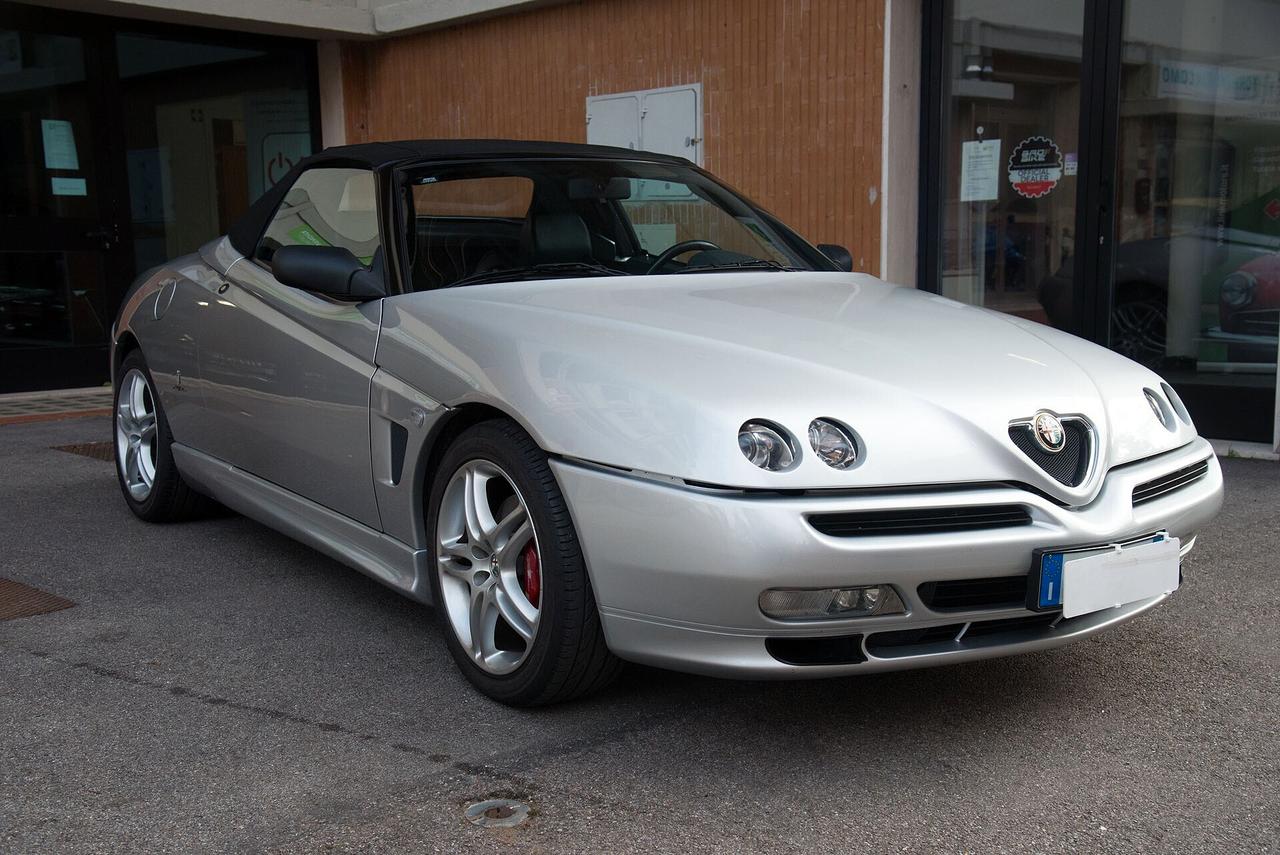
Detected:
[1133,459,1210,505]
[808,505,1031,537]
[1008,420,1091,486]
[917,575,1028,611]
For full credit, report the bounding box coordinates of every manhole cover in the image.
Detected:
[0,578,76,622]
[51,441,115,462]
[465,799,531,828]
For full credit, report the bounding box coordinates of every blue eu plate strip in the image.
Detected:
[1038,553,1064,609]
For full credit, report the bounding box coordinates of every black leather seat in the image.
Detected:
[524,212,593,265]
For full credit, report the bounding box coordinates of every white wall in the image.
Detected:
[34,0,560,38]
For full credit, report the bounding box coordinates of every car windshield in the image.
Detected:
[402,158,832,290]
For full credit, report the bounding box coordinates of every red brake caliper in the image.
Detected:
[518,542,541,605]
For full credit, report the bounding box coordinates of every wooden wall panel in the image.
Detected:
[343,0,884,273]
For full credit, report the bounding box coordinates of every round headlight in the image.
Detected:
[1221,271,1256,308]
[1161,381,1192,425]
[1144,388,1174,430]
[808,418,859,469]
[738,421,796,471]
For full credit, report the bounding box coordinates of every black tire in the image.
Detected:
[114,350,217,522]
[426,418,622,706]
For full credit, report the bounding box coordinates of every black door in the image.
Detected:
[0,7,131,392]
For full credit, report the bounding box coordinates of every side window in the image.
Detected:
[256,168,380,267]
[620,179,788,264]
[412,176,533,218]
[408,176,535,290]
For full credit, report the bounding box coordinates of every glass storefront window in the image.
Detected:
[117,32,315,272]
[936,0,1085,327]
[927,0,1279,444]
[0,8,317,393]
[1112,0,1279,442]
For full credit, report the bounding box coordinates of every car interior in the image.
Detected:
[402,163,805,291]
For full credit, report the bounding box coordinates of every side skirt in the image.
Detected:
[172,444,434,605]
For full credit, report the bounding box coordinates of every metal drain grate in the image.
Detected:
[51,441,115,462]
[0,578,76,621]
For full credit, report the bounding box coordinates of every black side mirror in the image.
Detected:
[817,243,854,272]
[272,245,384,300]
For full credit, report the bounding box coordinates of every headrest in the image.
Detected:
[338,173,376,213]
[528,213,592,264]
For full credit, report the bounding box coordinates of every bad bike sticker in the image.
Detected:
[1008,136,1064,199]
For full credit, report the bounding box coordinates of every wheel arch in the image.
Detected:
[112,329,141,384]
[418,402,523,512]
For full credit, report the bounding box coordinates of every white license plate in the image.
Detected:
[1035,535,1181,618]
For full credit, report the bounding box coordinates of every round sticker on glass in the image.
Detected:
[1008,136,1064,199]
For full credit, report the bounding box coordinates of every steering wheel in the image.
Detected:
[645,240,721,274]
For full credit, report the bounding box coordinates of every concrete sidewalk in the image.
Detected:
[0,387,113,426]
[1,414,1276,854]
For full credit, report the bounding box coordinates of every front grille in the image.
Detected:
[1133,458,1210,506]
[918,575,1028,611]
[808,505,1031,537]
[1008,419,1092,486]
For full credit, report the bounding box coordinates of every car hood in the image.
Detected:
[378,272,1198,501]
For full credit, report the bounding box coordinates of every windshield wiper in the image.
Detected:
[445,262,626,289]
[677,259,801,273]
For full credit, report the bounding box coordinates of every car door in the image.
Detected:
[193,166,384,529]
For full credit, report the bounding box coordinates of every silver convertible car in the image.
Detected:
[112,140,1223,705]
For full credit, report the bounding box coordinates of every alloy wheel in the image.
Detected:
[436,459,542,675]
[1111,299,1167,368]
[115,368,158,501]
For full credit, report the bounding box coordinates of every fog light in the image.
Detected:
[759,585,906,620]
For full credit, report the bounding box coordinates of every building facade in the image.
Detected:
[2,0,1277,452]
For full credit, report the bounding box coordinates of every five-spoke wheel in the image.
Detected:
[427,418,620,705]
[115,367,159,501]
[436,459,543,675]
[113,350,215,522]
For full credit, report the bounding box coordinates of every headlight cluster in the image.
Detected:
[1220,271,1256,308]
[737,418,860,471]
[737,421,796,471]
[1144,385,1192,430]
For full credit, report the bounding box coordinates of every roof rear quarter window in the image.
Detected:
[256,167,380,266]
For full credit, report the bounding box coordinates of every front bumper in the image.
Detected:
[551,437,1223,678]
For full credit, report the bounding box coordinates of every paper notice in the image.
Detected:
[960,139,1000,202]
[41,119,80,170]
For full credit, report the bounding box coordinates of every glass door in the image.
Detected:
[0,13,127,391]
[929,0,1087,329]
[1109,0,1279,443]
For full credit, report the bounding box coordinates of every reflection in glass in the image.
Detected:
[1113,0,1279,442]
[116,32,314,271]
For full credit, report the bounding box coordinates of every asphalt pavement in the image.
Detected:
[1,414,1276,854]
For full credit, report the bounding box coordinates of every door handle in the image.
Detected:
[85,225,117,248]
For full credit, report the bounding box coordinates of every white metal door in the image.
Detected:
[585,84,702,165]
[585,93,641,150]
[640,85,701,164]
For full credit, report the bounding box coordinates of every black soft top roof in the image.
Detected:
[227,139,691,256]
